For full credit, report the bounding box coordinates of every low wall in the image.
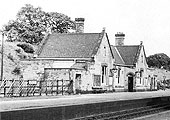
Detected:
[1,96,170,120]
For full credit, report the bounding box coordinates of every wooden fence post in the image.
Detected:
[57,80,58,95]
[62,79,64,95]
[11,79,14,97]
[46,80,48,95]
[51,80,53,95]
[27,80,29,96]
[39,80,42,96]
[19,79,22,97]
[4,79,6,97]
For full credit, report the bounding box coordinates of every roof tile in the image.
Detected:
[112,45,140,65]
[37,33,103,58]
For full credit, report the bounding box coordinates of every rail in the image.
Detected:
[74,103,170,120]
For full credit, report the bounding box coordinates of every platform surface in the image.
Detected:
[0,90,170,112]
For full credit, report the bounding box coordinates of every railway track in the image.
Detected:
[74,103,170,120]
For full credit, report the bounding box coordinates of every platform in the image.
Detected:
[0,90,170,120]
[0,89,170,112]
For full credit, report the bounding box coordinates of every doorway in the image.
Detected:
[127,73,134,92]
[75,74,81,91]
[128,76,133,92]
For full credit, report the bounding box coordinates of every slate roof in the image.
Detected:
[37,33,104,58]
[111,46,124,65]
[71,62,87,70]
[111,45,141,66]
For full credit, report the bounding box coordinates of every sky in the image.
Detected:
[0,0,170,57]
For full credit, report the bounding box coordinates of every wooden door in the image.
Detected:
[128,76,133,92]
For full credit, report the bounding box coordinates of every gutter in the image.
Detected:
[113,63,135,67]
[21,57,93,61]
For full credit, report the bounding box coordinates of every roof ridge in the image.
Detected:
[52,32,101,35]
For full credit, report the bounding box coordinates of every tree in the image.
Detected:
[3,4,75,44]
[147,53,170,70]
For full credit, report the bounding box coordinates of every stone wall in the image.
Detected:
[21,60,54,81]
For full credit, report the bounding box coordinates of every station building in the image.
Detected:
[111,33,152,92]
[23,18,114,93]
[22,18,155,93]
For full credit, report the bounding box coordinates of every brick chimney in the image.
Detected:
[115,32,125,46]
[75,18,85,33]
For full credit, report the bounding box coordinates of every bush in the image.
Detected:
[12,66,21,75]
[17,54,27,59]
[157,80,170,90]
[17,43,34,53]
[15,48,22,53]
[7,53,14,62]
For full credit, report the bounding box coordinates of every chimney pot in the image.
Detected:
[75,18,85,33]
[140,41,143,45]
[75,18,85,22]
[115,32,125,46]
[102,27,106,33]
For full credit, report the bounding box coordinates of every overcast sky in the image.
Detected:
[0,0,170,57]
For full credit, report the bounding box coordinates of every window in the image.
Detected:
[140,69,144,84]
[93,75,101,86]
[118,68,121,84]
[140,69,144,77]
[102,66,107,83]
[104,46,106,56]
[102,66,104,83]
[141,55,143,63]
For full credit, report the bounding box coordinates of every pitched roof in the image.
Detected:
[111,45,124,65]
[37,32,104,58]
[112,45,140,66]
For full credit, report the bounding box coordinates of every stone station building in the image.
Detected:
[22,18,158,93]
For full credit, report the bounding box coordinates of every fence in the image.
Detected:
[0,79,73,97]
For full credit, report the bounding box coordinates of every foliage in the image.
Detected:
[146,53,170,70]
[17,53,27,59]
[17,43,35,53]
[15,48,22,53]
[12,66,21,75]
[7,53,14,62]
[3,4,75,44]
[157,79,170,90]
